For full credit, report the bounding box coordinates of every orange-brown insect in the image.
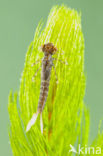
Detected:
[26,43,57,133]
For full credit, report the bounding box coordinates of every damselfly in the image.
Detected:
[26,43,58,133]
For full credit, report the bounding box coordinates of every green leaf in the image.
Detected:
[8,5,102,156]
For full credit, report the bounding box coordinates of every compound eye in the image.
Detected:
[47,46,50,50]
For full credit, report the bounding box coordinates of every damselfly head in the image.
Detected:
[41,43,57,55]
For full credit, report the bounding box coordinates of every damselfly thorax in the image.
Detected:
[26,43,57,133]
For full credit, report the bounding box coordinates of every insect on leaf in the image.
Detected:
[8,5,92,156]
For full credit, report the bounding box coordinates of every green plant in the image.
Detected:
[8,5,103,156]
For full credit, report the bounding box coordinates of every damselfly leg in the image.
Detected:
[32,66,41,81]
[53,58,68,65]
[52,63,58,84]
[31,59,42,67]
[31,59,42,81]
[52,57,69,84]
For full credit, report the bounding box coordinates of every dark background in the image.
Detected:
[0,0,103,155]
